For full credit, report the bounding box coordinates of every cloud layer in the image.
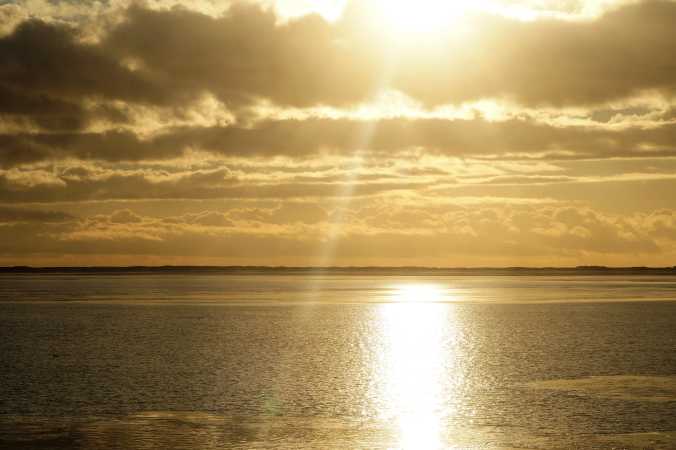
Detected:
[1,0,676,266]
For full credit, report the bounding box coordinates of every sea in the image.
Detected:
[0,270,675,449]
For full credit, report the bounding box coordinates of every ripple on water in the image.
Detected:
[525,375,676,403]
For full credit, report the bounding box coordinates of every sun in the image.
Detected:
[373,0,470,36]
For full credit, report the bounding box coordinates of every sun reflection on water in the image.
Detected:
[377,283,460,449]
[390,283,446,303]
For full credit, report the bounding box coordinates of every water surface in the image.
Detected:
[1,274,675,449]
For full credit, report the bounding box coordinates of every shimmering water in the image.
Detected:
[1,274,675,449]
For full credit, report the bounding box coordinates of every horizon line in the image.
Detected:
[2,265,676,271]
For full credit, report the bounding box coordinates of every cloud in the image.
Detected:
[0,166,244,202]
[0,19,166,103]
[0,204,669,266]
[1,0,676,266]
[4,117,676,170]
[642,209,676,240]
[107,1,676,108]
[362,0,676,107]
[0,167,428,203]
[2,0,673,128]
[105,4,380,109]
[3,144,676,205]
[0,3,28,36]
[0,206,74,223]
[110,209,144,224]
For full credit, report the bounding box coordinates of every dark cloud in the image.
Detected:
[0,130,180,167]
[0,206,74,223]
[0,167,239,202]
[104,1,676,108]
[382,0,676,106]
[2,0,672,127]
[2,118,676,168]
[0,85,88,130]
[0,19,165,103]
[105,4,381,108]
[0,18,162,131]
[0,168,426,203]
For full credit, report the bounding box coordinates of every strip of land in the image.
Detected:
[1,266,676,276]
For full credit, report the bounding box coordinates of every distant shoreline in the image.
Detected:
[2,266,676,276]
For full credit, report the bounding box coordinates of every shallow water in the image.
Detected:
[0,274,675,449]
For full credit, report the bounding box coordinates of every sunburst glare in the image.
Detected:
[372,0,476,36]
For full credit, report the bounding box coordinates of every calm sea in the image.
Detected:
[0,273,675,449]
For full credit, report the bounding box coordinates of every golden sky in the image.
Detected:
[1,0,676,266]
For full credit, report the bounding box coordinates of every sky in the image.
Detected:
[1,0,676,267]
